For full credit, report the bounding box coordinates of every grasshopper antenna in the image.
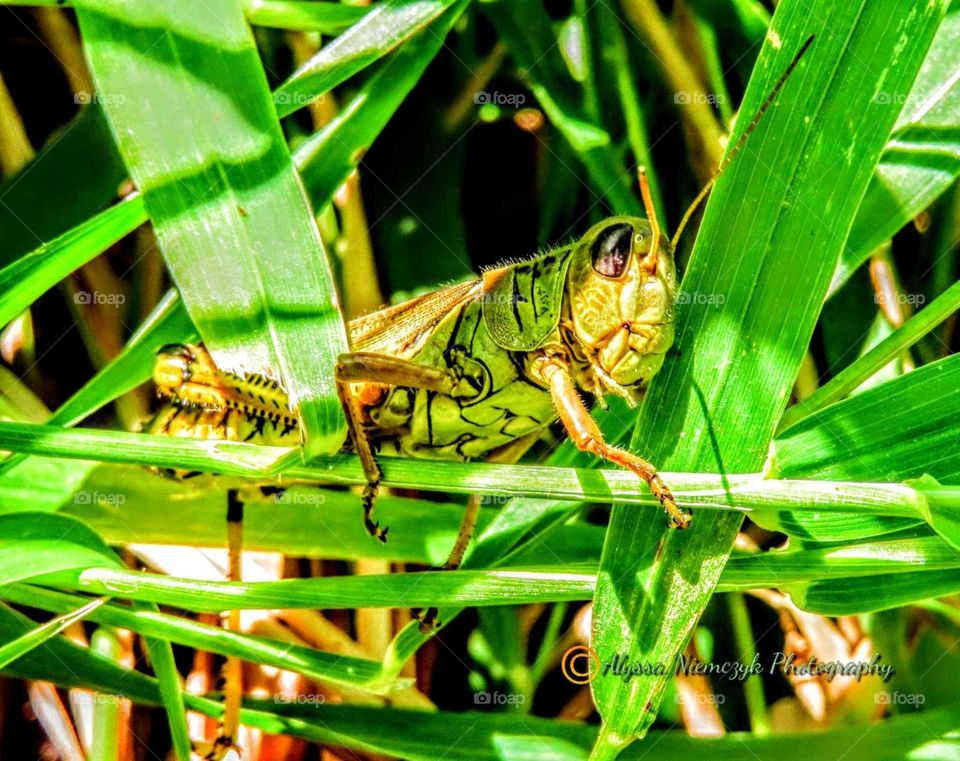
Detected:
[637,166,660,265]
[671,34,815,249]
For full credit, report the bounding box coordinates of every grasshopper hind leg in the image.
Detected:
[334,352,465,544]
[334,370,387,543]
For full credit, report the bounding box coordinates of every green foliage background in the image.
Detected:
[1,0,960,759]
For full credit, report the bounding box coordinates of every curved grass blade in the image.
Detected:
[590,3,949,757]
[73,0,349,458]
[781,279,960,429]
[768,352,960,542]
[1,583,391,693]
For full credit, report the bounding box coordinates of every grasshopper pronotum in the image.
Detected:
[146,35,813,754]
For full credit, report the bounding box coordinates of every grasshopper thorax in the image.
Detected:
[562,216,677,400]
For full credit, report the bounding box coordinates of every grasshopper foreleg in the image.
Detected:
[532,355,691,529]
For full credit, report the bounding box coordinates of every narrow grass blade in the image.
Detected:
[296,0,469,206]
[137,607,191,761]
[835,3,960,292]
[273,0,456,117]
[1,583,390,692]
[3,422,957,523]
[74,0,349,458]
[0,596,107,669]
[47,566,597,611]
[0,196,146,328]
[781,278,960,429]
[590,2,948,756]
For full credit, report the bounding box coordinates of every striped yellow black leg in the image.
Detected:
[207,489,244,759]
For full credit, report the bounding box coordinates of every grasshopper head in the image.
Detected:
[566,216,677,396]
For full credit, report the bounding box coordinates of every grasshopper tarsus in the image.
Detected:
[361,480,389,543]
[647,475,690,530]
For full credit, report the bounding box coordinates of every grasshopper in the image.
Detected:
[145,36,813,755]
[149,33,814,572]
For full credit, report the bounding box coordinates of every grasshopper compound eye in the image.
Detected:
[591,222,633,278]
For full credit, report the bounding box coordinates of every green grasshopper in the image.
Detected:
[150,200,683,520]
[146,36,812,756]
[147,36,812,579]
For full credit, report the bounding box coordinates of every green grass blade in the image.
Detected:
[836,3,960,292]
[295,0,469,206]
[0,512,120,584]
[0,596,107,669]
[768,352,960,542]
[1,583,391,692]
[773,353,960,483]
[137,607,191,761]
[74,0,349,458]
[0,104,127,266]
[45,566,597,611]
[0,196,146,328]
[243,0,369,33]
[782,278,960,429]
[4,422,958,524]
[89,627,122,761]
[590,2,949,756]
[273,0,456,117]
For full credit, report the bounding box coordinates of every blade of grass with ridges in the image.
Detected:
[589,2,948,757]
[833,2,960,293]
[73,0,348,458]
[4,608,960,761]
